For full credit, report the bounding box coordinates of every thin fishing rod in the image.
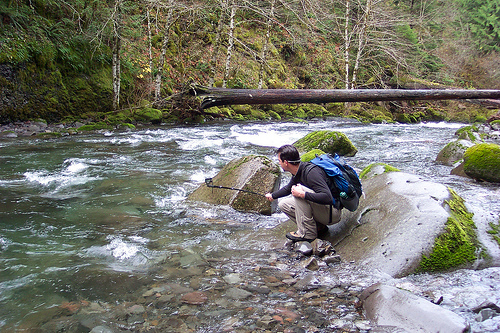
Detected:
[204,178,266,197]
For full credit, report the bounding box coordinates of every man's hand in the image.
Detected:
[265,193,274,202]
[291,184,305,198]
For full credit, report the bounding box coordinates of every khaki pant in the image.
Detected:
[278,185,341,239]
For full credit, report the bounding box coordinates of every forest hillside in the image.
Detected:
[0,0,499,125]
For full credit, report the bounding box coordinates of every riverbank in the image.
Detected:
[1,99,499,138]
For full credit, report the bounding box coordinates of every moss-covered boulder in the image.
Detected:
[491,120,500,131]
[463,143,500,183]
[455,125,483,143]
[435,139,475,166]
[326,172,482,277]
[188,155,281,215]
[133,107,163,124]
[293,130,358,157]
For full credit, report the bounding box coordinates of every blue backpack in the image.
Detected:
[309,153,362,212]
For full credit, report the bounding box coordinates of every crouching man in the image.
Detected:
[265,144,341,242]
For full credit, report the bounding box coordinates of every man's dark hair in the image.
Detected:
[276,145,300,165]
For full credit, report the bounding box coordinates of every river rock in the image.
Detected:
[462,143,500,183]
[360,283,469,333]
[294,241,313,256]
[436,139,475,165]
[90,326,114,333]
[327,171,470,277]
[226,287,253,300]
[180,291,208,305]
[188,155,281,215]
[293,130,358,157]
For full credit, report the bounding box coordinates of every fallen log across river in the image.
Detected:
[189,85,500,110]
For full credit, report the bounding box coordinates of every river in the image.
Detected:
[0,119,499,332]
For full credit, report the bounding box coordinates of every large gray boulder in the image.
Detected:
[326,171,479,277]
[360,283,469,333]
[189,155,281,215]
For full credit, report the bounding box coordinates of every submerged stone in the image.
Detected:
[181,291,208,305]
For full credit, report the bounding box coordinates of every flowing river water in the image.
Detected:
[0,119,499,332]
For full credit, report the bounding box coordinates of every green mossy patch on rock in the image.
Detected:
[463,143,500,183]
[133,107,163,124]
[455,125,482,142]
[36,132,62,139]
[77,122,114,131]
[300,149,326,162]
[359,163,400,179]
[417,189,480,273]
[294,130,358,157]
[487,218,500,247]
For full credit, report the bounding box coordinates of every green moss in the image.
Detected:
[417,188,480,273]
[359,163,400,179]
[294,130,357,157]
[487,218,500,247]
[300,149,326,162]
[77,122,113,131]
[133,107,162,123]
[463,143,500,182]
[119,123,136,130]
[346,103,394,123]
[36,132,62,138]
[456,125,480,142]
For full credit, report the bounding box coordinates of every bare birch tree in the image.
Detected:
[111,0,122,110]
[154,4,175,100]
[351,0,372,88]
[258,0,276,89]
[344,0,351,89]
[209,0,229,87]
[222,0,236,88]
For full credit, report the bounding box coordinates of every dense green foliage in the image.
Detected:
[0,0,498,124]
[459,0,500,52]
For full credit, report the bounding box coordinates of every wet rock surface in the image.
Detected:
[188,155,281,214]
[327,172,457,277]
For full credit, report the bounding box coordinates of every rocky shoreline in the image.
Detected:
[0,120,85,138]
[13,239,500,333]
